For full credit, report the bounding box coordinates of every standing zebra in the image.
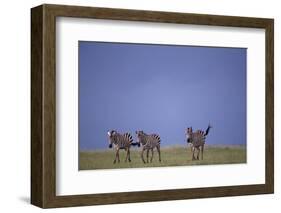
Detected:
[135,131,161,163]
[107,130,138,164]
[186,124,212,160]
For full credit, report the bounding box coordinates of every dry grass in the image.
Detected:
[79,145,246,170]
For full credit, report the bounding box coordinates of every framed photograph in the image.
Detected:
[31,4,274,208]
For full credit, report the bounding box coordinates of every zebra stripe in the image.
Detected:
[124,132,134,144]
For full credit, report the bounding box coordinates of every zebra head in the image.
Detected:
[135,130,145,146]
[186,127,193,135]
[107,130,117,148]
[186,127,193,143]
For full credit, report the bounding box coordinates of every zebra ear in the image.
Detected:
[107,131,111,136]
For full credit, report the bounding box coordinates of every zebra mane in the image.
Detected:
[136,130,146,135]
[140,131,147,136]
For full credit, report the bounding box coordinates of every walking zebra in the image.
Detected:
[135,130,161,163]
[186,124,212,160]
[107,130,139,164]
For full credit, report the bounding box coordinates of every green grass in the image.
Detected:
[79,145,246,170]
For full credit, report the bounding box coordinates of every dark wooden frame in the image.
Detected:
[31,4,274,208]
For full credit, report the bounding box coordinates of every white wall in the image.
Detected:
[0,0,279,212]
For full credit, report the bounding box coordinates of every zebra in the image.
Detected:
[135,130,161,163]
[186,124,212,160]
[107,130,139,164]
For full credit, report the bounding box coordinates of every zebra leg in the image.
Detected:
[128,148,131,162]
[113,153,116,164]
[113,148,119,164]
[150,149,154,163]
[117,149,120,163]
[192,147,196,160]
[141,148,146,164]
[197,147,200,160]
[156,146,161,162]
[146,149,149,163]
[125,148,129,162]
[190,144,193,153]
[201,145,204,160]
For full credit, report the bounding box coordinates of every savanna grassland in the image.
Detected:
[79,145,246,170]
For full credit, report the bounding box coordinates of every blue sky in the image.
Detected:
[79,41,246,150]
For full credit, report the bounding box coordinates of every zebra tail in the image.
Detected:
[204,125,211,136]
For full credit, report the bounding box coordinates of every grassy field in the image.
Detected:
[79,145,246,170]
